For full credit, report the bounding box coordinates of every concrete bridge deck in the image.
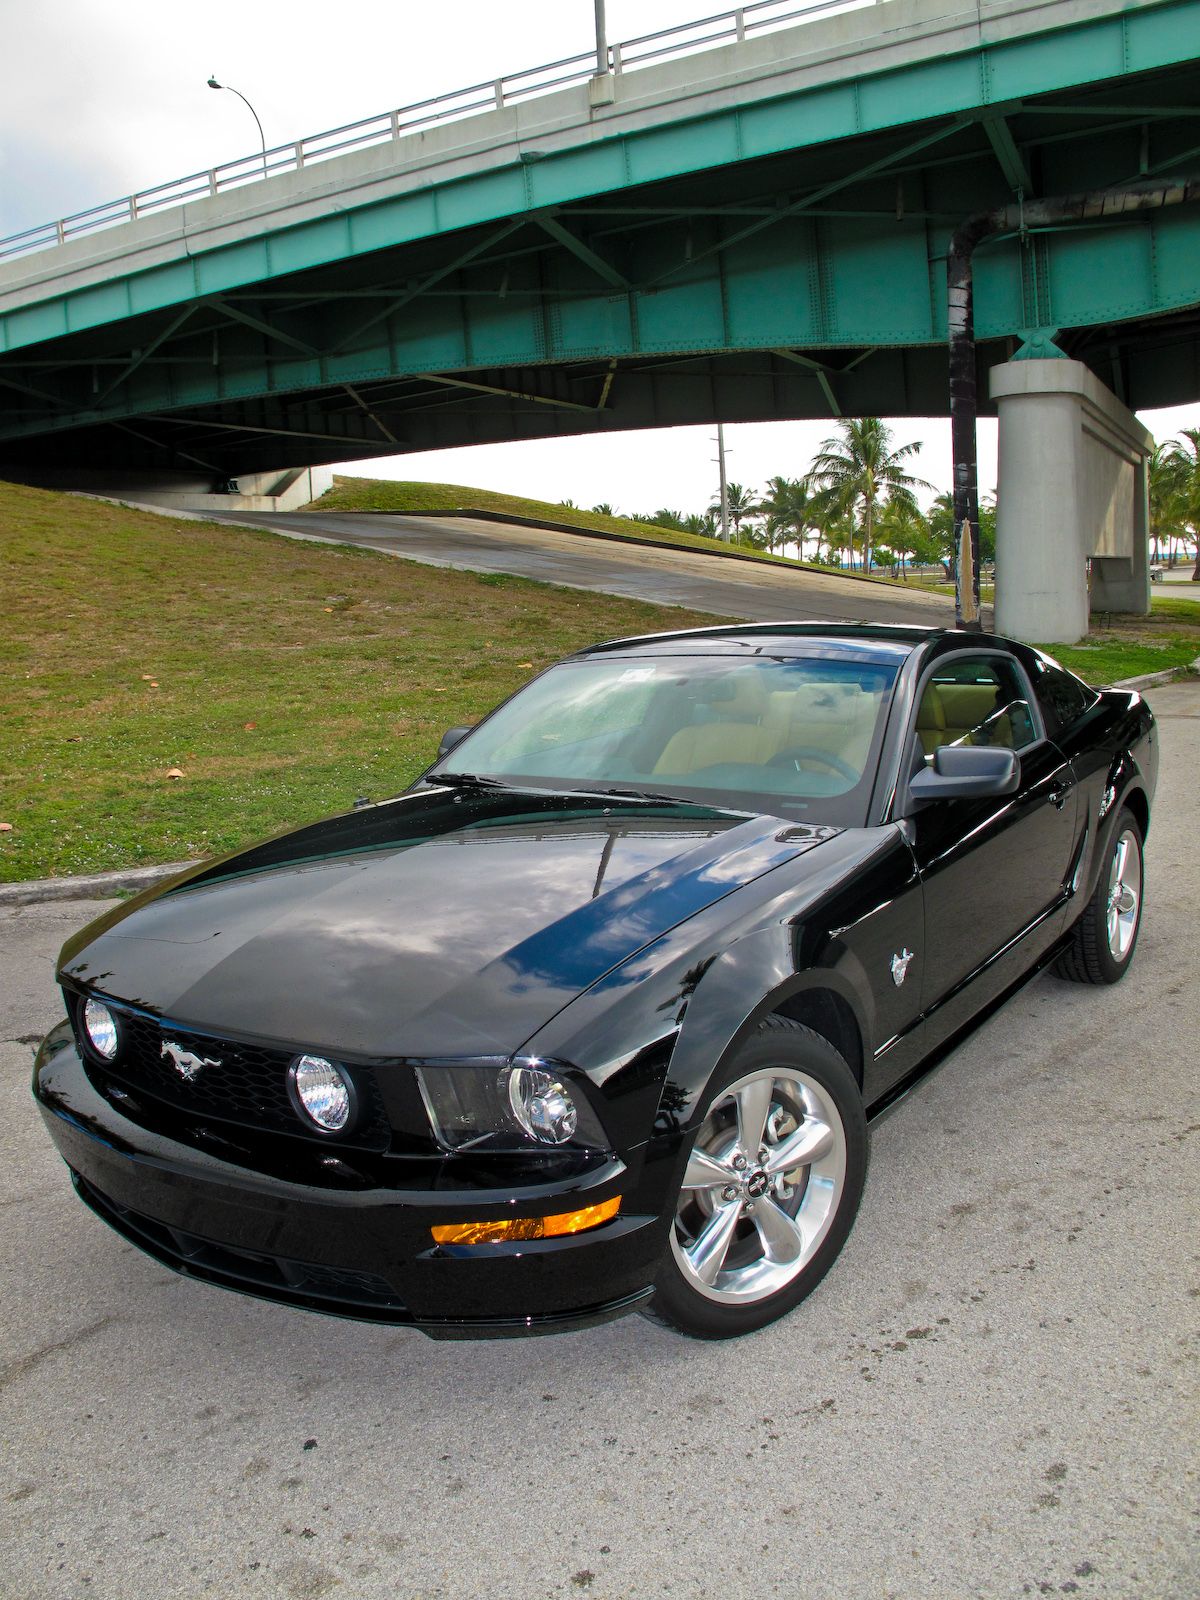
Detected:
[2,0,1198,480]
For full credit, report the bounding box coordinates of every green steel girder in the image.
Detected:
[3,0,1197,354]
[1,0,1199,477]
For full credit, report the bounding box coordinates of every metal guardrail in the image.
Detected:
[0,0,873,264]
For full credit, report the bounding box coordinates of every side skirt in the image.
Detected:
[865,928,1073,1125]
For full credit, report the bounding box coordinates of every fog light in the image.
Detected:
[83,998,119,1060]
[430,1195,621,1246]
[505,1064,578,1144]
[289,1055,353,1132]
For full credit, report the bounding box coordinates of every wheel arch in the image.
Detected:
[1119,781,1150,844]
[768,987,865,1092]
[679,968,870,1129]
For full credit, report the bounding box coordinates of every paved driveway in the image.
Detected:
[209,509,969,628]
[2,682,1194,1600]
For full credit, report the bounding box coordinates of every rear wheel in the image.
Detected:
[1054,810,1144,985]
[643,1016,866,1339]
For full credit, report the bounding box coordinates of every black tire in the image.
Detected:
[1054,809,1144,985]
[642,1016,867,1339]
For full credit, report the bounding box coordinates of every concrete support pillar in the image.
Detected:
[990,358,1153,644]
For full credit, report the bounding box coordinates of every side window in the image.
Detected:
[1030,658,1094,737]
[915,656,1038,758]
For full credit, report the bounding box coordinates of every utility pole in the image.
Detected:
[594,0,608,74]
[715,423,731,542]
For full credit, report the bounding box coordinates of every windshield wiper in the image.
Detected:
[584,783,696,805]
[431,771,513,791]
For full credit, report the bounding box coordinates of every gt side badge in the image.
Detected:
[891,948,915,988]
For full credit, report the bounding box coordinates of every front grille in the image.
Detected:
[74,1000,389,1148]
[72,1171,409,1321]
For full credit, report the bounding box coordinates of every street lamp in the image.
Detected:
[594,0,609,74]
[207,75,267,175]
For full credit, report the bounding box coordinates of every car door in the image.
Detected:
[899,650,1078,1021]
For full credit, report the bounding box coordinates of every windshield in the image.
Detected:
[431,649,903,824]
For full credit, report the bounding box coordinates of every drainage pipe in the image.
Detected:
[947,176,1200,630]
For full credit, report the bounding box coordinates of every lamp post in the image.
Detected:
[594,0,608,74]
[207,76,267,175]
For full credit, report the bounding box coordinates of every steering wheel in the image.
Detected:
[768,746,859,783]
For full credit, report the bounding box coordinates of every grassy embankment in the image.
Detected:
[312,473,889,578]
[2,478,1197,881]
[0,481,731,882]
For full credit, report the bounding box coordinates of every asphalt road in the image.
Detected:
[208,509,969,627]
[2,681,1196,1600]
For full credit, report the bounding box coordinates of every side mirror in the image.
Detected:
[437,725,472,761]
[909,744,1019,802]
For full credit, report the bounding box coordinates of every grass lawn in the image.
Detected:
[1043,598,1200,684]
[0,481,732,882]
[3,479,1196,882]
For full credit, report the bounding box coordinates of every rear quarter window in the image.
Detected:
[1031,658,1096,737]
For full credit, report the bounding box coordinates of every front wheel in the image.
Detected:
[643,1017,867,1339]
[1054,809,1144,985]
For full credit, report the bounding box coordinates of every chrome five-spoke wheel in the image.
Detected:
[1055,806,1144,985]
[672,1067,847,1304]
[1106,826,1142,962]
[645,1016,867,1339]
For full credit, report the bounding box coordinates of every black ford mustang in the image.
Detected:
[34,623,1156,1339]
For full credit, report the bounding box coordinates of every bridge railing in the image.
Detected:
[0,0,872,265]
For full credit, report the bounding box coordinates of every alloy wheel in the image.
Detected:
[671,1066,848,1305]
[1106,827,1142,961]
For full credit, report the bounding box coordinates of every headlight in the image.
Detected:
[288,1055,355,1132]
[83,998,119,1060]
[415,1059,606,1153]
[507,1065,577,1144]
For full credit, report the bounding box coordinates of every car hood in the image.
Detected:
[60,785,840,1058]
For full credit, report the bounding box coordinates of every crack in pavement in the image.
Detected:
[0,1315,118,1395]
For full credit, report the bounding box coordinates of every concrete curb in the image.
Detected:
[1112,654,1200,692]
[5,659,1197,909]
[0,859,196,909]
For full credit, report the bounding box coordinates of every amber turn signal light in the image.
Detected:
[430,1195,620,1246]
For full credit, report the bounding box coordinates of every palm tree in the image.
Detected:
[928,491,956,578]
[591,502,617,517]
[1147,443,1184,564]
[875,497,931,579]
[651,509,687,531]
[682,512,717,538]
[807,419,931,572]
[821,506,858,568]
[1165,430,1200,579]
[707,482,760,540]
[760,476,818,558]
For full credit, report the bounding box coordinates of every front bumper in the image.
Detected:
[34,1026,674,1339]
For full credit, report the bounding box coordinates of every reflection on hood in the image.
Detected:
[60,787,840,1058]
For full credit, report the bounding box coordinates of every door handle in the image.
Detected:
[1048,782,1071,810]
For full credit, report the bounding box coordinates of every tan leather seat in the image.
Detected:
[916,685,948,755]
[765,683,872,771]
[939,684,998,741]
[653,673,774,776]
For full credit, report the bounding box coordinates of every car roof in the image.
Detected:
[577,621,945,662]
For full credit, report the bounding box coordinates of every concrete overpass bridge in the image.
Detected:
[1,0,1198,638]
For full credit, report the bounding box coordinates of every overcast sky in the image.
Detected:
[2,0,1195,513]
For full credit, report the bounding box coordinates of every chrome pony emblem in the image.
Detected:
[161,1039,221,1082]
[890,949,915,988]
